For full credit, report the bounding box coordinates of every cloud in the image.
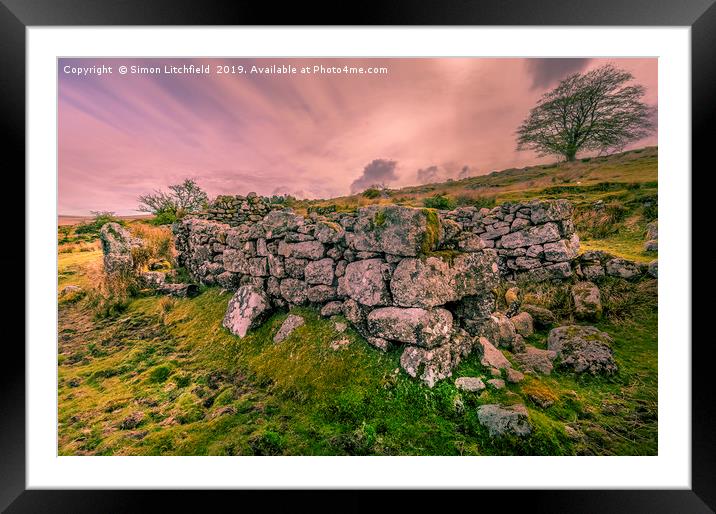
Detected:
[526,59,592,90]
[416,165,440,183]
[58,58,656,214]
[349,159,398,194]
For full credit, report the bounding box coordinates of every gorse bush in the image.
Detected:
[150,210,178,226]
[362,187,382,199]
[423,193,456,210]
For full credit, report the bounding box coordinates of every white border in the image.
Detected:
[28,27,691,489]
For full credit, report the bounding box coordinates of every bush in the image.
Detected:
[74,211,122,238]
[423,193,456,210]
[454,195,496,210]
[362,187,381,199]
[150,210,178,226]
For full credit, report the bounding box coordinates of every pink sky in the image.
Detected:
[58,58,657,215]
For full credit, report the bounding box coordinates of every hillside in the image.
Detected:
[298,146,658,262]
[56,146,658,457]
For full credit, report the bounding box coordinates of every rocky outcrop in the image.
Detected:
[547,325,617,375]
[100,222,138,274]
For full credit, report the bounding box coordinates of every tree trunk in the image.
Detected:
[565,151,577,162]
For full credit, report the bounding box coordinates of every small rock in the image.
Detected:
[491,312,517,348]
[505,368,525,383]
[400,344,453,387]
[333,320,348,333]
[520,304,556,328]
[60,284,82,295]
[643,239,658,252]
[564,425,581,440]
[511,334,527,353]
[455,377,486,392]
[330,339,351,350]
[648,259,658,278]
[210,406,237,419]
[605,258,642,279]
[571,281,602,321]
[487,378,505,389]
[510,311,534,338]
[366,336,391,352]
[320,301,343,317]
[547,325,618,375]
[477,404,531,437]
[528,393,554,408]
[513,345,557,375]
[273,314,305,343]
[223,286,272,338]
[477,337,512,370]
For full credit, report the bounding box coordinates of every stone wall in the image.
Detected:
[172,196,651,386]
[195,192,278,226]
[444,200,579,282]
[174,203,508,386]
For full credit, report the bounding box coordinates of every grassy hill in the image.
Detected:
[297,146,658,262]
[57,146,658,456]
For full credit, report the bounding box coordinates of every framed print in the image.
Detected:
[3,0,713,511]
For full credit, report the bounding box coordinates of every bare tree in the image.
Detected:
[138,179,208,220]
[516,64,655,162]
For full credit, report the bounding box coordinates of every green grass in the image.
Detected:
[59,253,657,456]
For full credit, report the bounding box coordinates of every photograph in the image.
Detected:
[56,56,659,457]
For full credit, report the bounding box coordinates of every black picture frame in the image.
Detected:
[2,1,711,511]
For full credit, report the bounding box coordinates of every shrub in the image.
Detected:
[362,187,381,199]
[150,210,178,226]
[454,195,496,210]
[74,211,122,238]
[423,193,456,210]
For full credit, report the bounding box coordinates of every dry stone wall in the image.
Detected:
[195,192,278,226]
[173,194,652,386]
[443,199,579,282]
[174,201,507,386]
